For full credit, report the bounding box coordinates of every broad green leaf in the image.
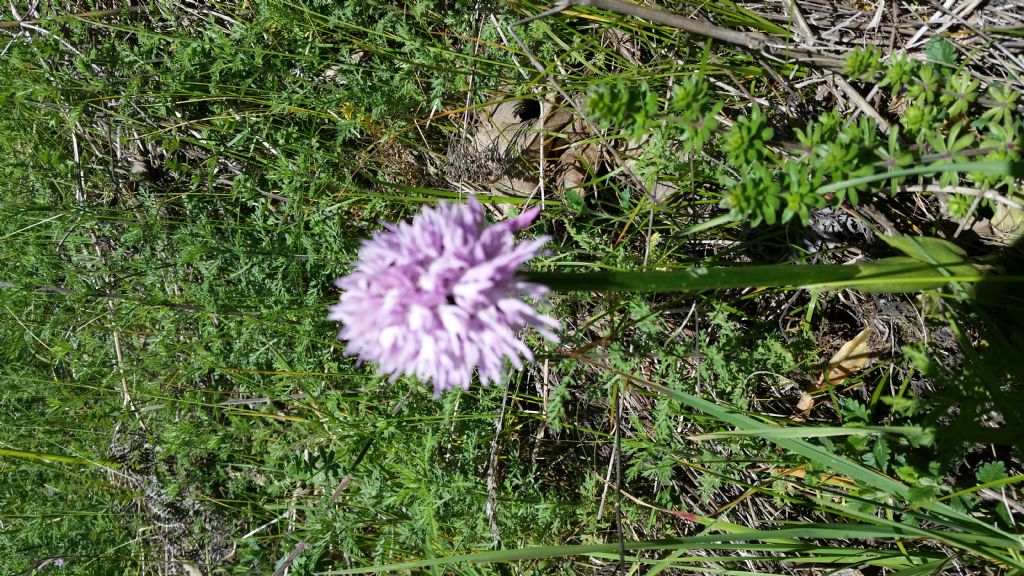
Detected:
[880,234,967,263]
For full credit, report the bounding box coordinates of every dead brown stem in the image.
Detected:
[567,0,846,70]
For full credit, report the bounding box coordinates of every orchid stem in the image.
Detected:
[521,259,984,294]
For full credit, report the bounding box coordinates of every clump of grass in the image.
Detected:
[2,1,1022,575]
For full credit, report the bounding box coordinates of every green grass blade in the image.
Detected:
[816,160,1024,195]
[320,525,963,574]
[524,258,988,294]
[0,447,121,468]
[688,425,932,441]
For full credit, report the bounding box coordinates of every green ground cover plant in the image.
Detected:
[2,1,1023,575]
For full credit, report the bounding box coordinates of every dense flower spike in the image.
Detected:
[329,197,559,396]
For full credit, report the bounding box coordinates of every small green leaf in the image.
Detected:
[880,391,921,414]
[905,427,935,447]
[925,37,958,66]
[908,484,942,505]
[896,464,921,484]
[847,435,869,452]
[976,461,1008,484]
[871,438,891,472]
[840,397,871,423]
[565,189,585,215]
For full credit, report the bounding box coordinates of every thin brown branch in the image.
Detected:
[577,0,769,52]
[567,0,846,70]
[903,184,1024,210]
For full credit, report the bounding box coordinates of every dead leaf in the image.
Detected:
[990,202,1024,242]
[779,467,805,479]
[817,327,873,389]
[796,327,875,418]
[792,391,817,421]
[796,393,815,412]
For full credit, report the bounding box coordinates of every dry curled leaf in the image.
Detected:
[795,327,874,419]
[818,327,873,389]
[793,392,817,420]
[796,393,816,412]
